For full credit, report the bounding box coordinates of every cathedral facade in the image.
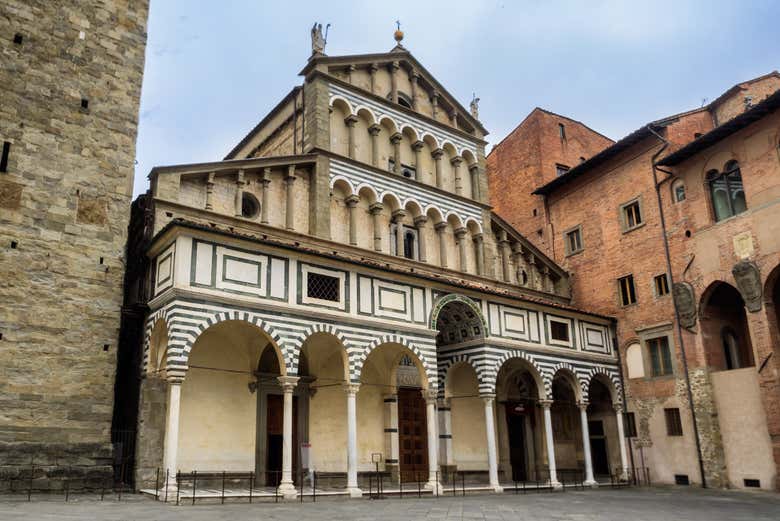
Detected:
[129,32,627,497]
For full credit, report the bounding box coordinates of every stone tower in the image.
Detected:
[0,1,149,486]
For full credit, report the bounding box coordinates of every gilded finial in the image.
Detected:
[394,20,404,43]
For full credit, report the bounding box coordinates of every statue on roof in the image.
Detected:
[470,94,480,120]
[311,23,328,55]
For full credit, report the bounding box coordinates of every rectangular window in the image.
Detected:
[623,412,637,438]
[0,142,10,172]
[306,273,340,302]
[550,319,570,342]
[555,164,570,177]
[622,200,643,230]
[618,275,637,306]
[654,273,670,296]
[648,336,673,376]
[664,408,683,436]
[564,227,582,255]
[558,123,566,139]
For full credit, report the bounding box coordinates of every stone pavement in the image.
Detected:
[0,487,778,521]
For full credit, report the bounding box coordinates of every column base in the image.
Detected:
[346,487,363,498]
[491,484,504,493]
[424,480,443,496]
[550,480,563,490]
[277,482,298,500]
[583,479,599,488]
[157,484,178,502]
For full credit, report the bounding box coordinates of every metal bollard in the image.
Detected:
[192,470,197,505]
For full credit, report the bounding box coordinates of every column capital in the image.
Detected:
[391,208,406,222]
[345,194,360,207]
[472,232,484,244]
[413,215,428,227]
[369,202,384,214]
[368,123,382,136]
[410,68,420,81]
[613,403,624,414]
[277,375,300,392]
[454,226,468,239]
[434,221,448,232]
[412,140,425,151]
[388,60,400,71]
[344,114,359,126]
[421,388,438,403]
[497,229,509,244]
[539,399,553,409]
[343,382,361,394]
[286,165,297,181]
[431,90,440,101]
[468,163,479,174]
[437,397,451,409]
[511,242,525,255]
[167,376,184,386]
[206,171,215,185]
[577,401,589,411]
[236,169,246,185]
[431,148,444,160]
[390,132,403,144]
[369,62,379,73]
[450,156,463,167]
[261,167,272,184]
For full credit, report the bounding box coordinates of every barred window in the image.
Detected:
[306,273,339,302]
[664,408,683,436]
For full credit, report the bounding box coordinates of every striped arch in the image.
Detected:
[548,361,586,402]
[300,322,352,348]
[173,309,296,379]
[352,333,438,390]
[142,307,173,374]
[489,350,549,399]
[582,367,623,404]
[437,353,485,398]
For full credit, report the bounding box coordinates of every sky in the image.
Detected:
[133,0,779,196]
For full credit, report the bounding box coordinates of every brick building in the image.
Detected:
[0,1,149,487]
[489,72,780,490]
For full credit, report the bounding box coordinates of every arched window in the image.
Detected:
[403,229,416,259]
[387,91,414,109]
[241,192,260,219]
[706,160,746,222]
[672,179,686,203]
[721,328,742,370]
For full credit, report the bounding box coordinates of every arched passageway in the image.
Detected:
[701,282,754,371]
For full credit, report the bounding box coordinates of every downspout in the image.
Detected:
[646,125,707,488]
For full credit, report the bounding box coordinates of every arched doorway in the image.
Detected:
[700,282,754,370]
[586,378,617,477]
[550,371,583,478]
[495,359,544,482]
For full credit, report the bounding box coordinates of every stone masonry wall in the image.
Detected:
[0,0,148,487]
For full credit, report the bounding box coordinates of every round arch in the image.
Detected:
[551,366,584,403]
[429,293,487,332]
[491,351,547,398]
[353,334,436,389]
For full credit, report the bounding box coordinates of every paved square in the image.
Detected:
[0,487,778,521]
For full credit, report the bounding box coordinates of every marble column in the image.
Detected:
[614,404,629,481]
[414,215,428,263]
[368,124,382,168]
[473,233,485,276]
[277,376,299,499]
[389,61,399,104]
[529,256,541,290]
[344,114,358,159]
[512,243,527,286]
[161,379,182,497]
[392,209,406,257]
[431,91,439,119]
[449,110,458,130]
[409,69,419,110]
[346,194,360,246]
[390,133,403,174]
[432,148,444,188]
[469,164,480,201]
[369,202,384,252]
[369,63,378,94]
[540,399,562,489]
[284,165,296,230]
[384,391,400,482]
[543,266,555,294]
[344,383,362,497]
[412,140,424,179]
[455,227,468,272]
[482,394,503,492]
[435,222,448,268]
[438,399,454,471]
[260,168,271,224]
[451,156,464,196]
[498,231,511,282]
[205,172,215,210]
[422,389,441,494]
[579,402,598,486]
[234,169,245,217]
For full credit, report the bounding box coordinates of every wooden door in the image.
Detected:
[398,388,428,482]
